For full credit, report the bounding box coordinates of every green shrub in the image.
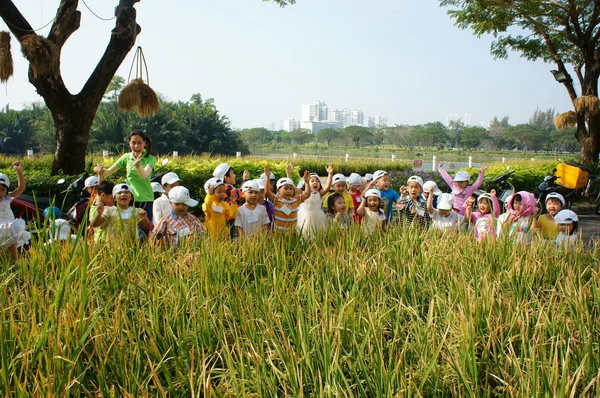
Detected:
[462,160,557,192]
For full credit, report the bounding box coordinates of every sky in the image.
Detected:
[1,0,575,129]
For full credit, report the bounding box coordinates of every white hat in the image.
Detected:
[49,219,73,241]
[161,172,181,186]
[297,180,305,189]
[0,173,10,188]
[151,182,165,193]
[213,163,232,179]
[112,183,132,196]
[84,176,99,188]
[276,178,294,189]
[242,180,260,193]
[364,188,381,199]
[364,173,374,182]
[332,174,347,185]
[453,171,471,182]
[477,193,492,203]
[348,173,362,186]
[256,178,266,190]
[546,192,565,206]
[169,186,199,207]
[437,193,454,210]
[260,172,276,180]
[554,209,578,224]
[423,181,442,196]
[407,175,424,188]
[204,177,224,194]
[373,170,387,181]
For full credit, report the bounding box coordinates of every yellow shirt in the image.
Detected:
[202,194,237,239]
[537,214,560,239]
[323,192,355,214]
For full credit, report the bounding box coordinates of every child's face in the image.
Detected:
[546,198,562,216]
[559,223,574,235]
[422,191,429,198]
[407,182,422,199]
[348,184,360,193]
[258,189,265,203]
[213,185,226,202]
[512,199,523,214]
[171,201,188,216]
[309,176,321,192]
[375,176,390,191]
[244,189,259,205]
[333,181,347,194]
[0,184,8,200]
[224,169,236,185]
[455,181,468,190]
[367,196,380,211]
[98,192,113,206]
[115,191,132,209]
[333,197,346,213]
[164,181,179,193]
[438,209,451,217]
[278,184,294,199]
[478,199,491,214]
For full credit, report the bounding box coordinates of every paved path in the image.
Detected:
[571,203,600,247]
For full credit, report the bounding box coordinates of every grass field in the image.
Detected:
[1,224,598,396]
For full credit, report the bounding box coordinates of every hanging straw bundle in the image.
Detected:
[554,111,577,130]
[573,95,599,116]
[118,46,160,117]
[20,34,59,78]
[0,31,13,83]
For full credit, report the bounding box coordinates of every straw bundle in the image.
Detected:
[554,111,577,130]
[573,95,599,116]
[118,78,160,117]
[0,31,13,83]
[20,34,59,78]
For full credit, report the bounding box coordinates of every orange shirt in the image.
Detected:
[273,194,303,231]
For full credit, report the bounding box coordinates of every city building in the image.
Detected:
[368,115,388,128]
[301,101,328,122]
[351,110,364,126]
[301,120,344,134]
[283,118,301,132]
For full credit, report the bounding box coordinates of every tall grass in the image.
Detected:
[0,226,598,396]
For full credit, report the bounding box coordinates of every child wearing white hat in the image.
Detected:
[427,191,464,233]
[372,170,401,223]
[323,173,355,219]
[0,162,30,260]
[296,164,333,238]
[152,186,203,248]
[356,189,387,233]
[463,190,500,241]
[532,192,564,240]
[554,209,580,246]
[264,165,311,232]
[398,175,430,228]
[202,177,238,239]
[153,172,181,225]
[347,173,364,224]
[422,180,442,209]
[235,180,271,237]
[438,163,487,213]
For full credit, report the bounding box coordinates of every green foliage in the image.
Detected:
[463,160,557,192]
[293,158,412,176]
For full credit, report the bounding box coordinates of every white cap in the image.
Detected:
[364,188,381,199]
[169,186,199,207]
[423,181,442,196]
[84,176,99,188]
[364,173,374,182]
[161,172,181,186]
[204,177,224,194]
[151,182,165,193]
[260,172,276,180]
[256,178,266,190]
[276,178,294,189]
[348,173,362,186]
[242,180,260,193]
[546,192,565,206]
[407,175,424,188]
[373,170,387,181]
[113,183,132,196]
[0,173,10,188]
[332,174,347,185]
[453,171,471,182]
[554,209,578,224]
[477,193,492,203]
[213,163,231,179]
[297,180,305,189]
[437,193,454,210]
[50,219,73,241]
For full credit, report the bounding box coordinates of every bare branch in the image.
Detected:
[47,0,81,50]
[0,0,34,40]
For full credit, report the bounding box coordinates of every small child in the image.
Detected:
[372,170,401,223]
[347,173,364,223]
[438,163,487,213]
[264,165,311,232]
[151,182,164,200]
[296,165,333,237]
[91,183,153,243]
[0,163,30,260]
[463,190,500,241]
[88,181,115,243]
[325,192,352,228]
[235,180,270,237]
[323,174,355,218]
[356,188,386,233]
[554,209,580,246]
[497,191,536,243]
[153,172,181,223]
[422,180,442,209]
[256,178,275,231]
[202,177,238,239]
[398,176,431,228]
[213,163,241,238]
[152,186,203,248]
[260,171,277,195]
[532,192,564,240]
[67,176,100,232]
[427,191,463,232]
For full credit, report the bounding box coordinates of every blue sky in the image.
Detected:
[1,0,574,128]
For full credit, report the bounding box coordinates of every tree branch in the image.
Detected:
[47,0,81,50]
[0,0,34,40]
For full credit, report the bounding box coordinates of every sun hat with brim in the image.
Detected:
[113,183,132,196]
[437,193,454,210]
[213,163,232,179]
[242,180,260,193]
[364,173,374,182]
[364,189,381,199]
[407,176,424,188]
[453,171,471,182]
[373,170,387,181]
[169,186,199,207]
[423,181,442,196]
[161,172,181,186]
[545,192,565,206]
[276,178,294,189]
[84,176,99,188]
[151,182,165,193]
[256,179,266,190]
[0,173,10,188]
[348,173,362,186]
[477,193,493,203]
[554,209,578,224]
[204,178,225,194]
[260,172,276,181]
[332,174,347,185]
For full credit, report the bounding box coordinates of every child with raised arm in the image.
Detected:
[532,192,564,240]
[323,174,355,218]
[235,180,270,238]
[0,162,30,261]
[296,164,333,237]
[256,178,275,231]
[437,163,487,213]
[347,173,364,223]
[398,176,431,228]
[153,172,181,224]
[88,181,115,243]
[152,186,203,248]
[264,165,311,232]
[427,190,463,233]
[356,188,386,233]
[373,170,401,223]
[202,177,238,240]
[463,190,500,241]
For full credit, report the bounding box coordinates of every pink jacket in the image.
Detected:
[506,191,536,218]
[439,167,485,211]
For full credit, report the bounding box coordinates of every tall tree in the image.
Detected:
[316,128,341,147]
[440,0,600,163]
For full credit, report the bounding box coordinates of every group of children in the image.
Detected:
[0,160,585,260]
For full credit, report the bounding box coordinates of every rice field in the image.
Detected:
[0,226,598,396]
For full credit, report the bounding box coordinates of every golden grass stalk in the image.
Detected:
[573,95,599,116]
[19,34,59,78]
[0,31,13,83]
[118,78,160,117]
[553,111,577,130]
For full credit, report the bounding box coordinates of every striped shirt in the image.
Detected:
[273,194,303,231]
[152,211,204,248]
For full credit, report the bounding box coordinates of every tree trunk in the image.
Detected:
[578,115,600,163]
[51,106,94,175]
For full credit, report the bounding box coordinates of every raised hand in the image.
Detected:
[94,164,105,175]
[230,189,238,202]
[465,196,476,207]
[400,186,408,196]
[12,161,22,171]
[243,170,251,181]
[490,189,497,197]
[139,209,147,219]
[286,163,294,177]
[326,163,334,175]
[303,170,310,182]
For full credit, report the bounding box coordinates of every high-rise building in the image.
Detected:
[283,119,301,132]
[368,115,388,127]
[302,101,328,122]
[351,110,364,126]
[301,120,344,134]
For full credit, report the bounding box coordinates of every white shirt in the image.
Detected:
[430,209,463,232]
[235,204,270,236]
[153,194,171,224]
[555,232,579,246]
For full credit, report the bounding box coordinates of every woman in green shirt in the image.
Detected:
[94,130,157,222]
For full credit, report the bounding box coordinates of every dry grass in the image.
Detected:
[19,34,59,78]
[0,31,13,83]
[554,110,578,129]
[118,78,160,117]
[573,95,599,116]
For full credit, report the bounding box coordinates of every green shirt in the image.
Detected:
[114,151,156,202]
